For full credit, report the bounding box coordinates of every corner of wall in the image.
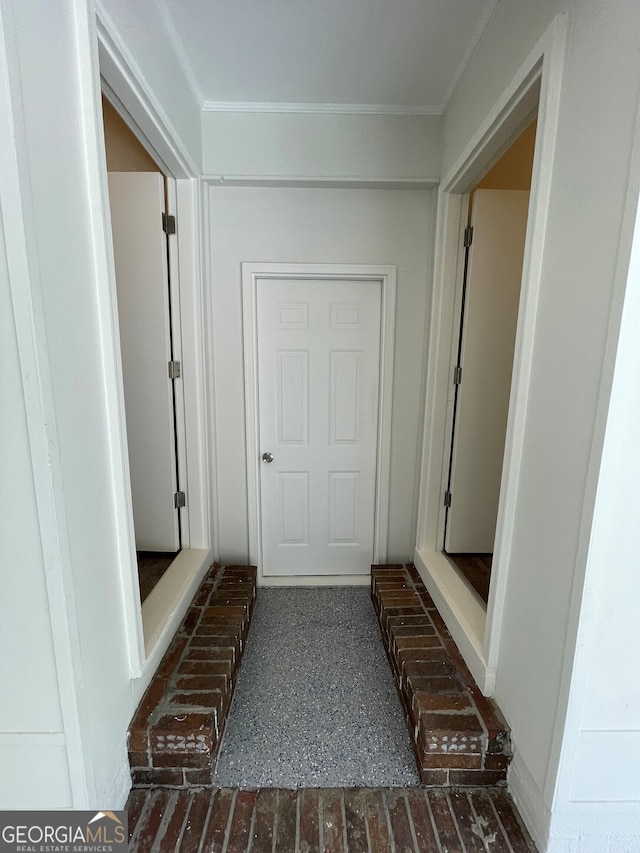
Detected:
[508,748,552,851]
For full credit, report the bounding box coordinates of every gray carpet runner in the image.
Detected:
[213,587,420,787]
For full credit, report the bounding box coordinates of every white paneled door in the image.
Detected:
[108,172,180,552]
[257,278,382,576]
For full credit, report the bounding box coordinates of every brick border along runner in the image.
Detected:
[372,564,512,785]
[128,565,257,787]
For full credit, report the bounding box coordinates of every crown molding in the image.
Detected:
[155,0,497,118]
[201,101,442,117]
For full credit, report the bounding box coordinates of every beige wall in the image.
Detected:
[101,96,159,173]
[477,121,537,191]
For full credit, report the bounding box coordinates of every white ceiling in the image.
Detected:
[159,0,497,112]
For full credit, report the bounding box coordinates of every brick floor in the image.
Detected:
[128,565,257,787]
[372,565,512,785]
[126,786,538,851]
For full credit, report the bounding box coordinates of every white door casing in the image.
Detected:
[243,264,396,584]
[446,189,530,553]
[108,172,180,552]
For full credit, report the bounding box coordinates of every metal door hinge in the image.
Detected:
[168,360,181,380]
[444,491,452,508]
[453,365,462,385]
[174,491,186,509]
[464,225,474,248]
[162,213,176,235]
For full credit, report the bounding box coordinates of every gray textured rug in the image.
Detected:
[213,587,420,787]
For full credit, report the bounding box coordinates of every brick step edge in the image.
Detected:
[371,564,512,786]
[127,564,257,787]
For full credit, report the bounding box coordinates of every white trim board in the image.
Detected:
[242,263,396,586]
[141,548,211,661]
[202,101,442,116]
[414,549,491,693]
[260,575,371,588]
[203,176,439,190]
[95,2,198,179]
[508,748,552,852]
[414,15,568,694]
[95,10,212,667]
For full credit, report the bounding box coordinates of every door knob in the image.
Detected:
[262,451,274,463]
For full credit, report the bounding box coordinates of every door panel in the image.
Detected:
[108,172,180,552]
[446,189,530,553]
[257,279,381,576]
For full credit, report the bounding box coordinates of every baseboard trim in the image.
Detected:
[508,748,551,852]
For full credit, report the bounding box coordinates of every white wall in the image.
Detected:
[0,171,71,807]
[1,0,135,806]
[0,0,207,809]
[209,186,434,565]
[202,111,441,182]
[547,143,640,852]
[437,0,640,848]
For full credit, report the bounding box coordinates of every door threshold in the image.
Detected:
[141,548,210,664]
[259,574,371,587]
[444,550,491,606]
[413,547,494,695]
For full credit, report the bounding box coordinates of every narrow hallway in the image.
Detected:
[125,565,538,850]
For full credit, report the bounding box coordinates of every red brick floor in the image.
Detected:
[371,565,511,785]
[128,565,257,787]
[126,786,538,851]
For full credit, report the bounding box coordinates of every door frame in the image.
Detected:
[414,15,567,692]
[242,263,396,586]
[93,10,212,676]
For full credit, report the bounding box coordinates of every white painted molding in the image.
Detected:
[203,176,439,190]
[0,732,67,747]
[483,14,568,675]
[413,549,492,694]
[174,178,212,551]
[260,575,371,588]
[141,548,210,662]
[508,748,551,852]
[95,6,213,654]
[94,1,198,178]
[85,4,147,679]
[241,263,396,584]
[202,101,442,116]
[413,14,568,701]
[201,183,220,561]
